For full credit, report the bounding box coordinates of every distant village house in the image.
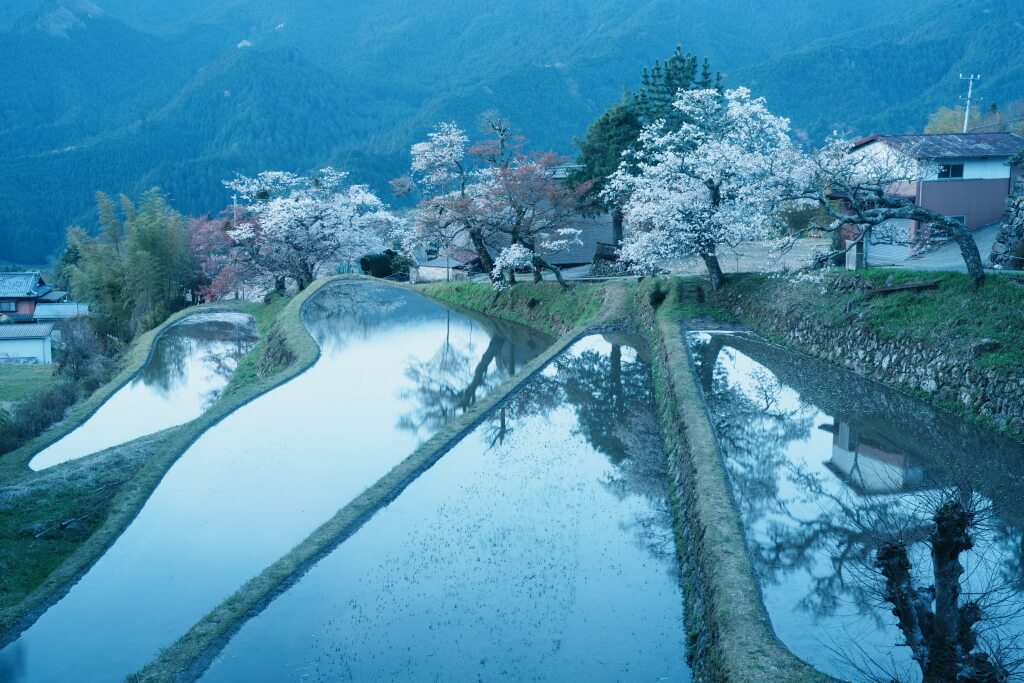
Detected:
[0,272,89,364]
[847,132,1024,255]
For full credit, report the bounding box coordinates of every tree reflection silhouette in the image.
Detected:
[691,332,1024,681]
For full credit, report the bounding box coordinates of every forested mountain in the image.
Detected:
[2,0,1023,263]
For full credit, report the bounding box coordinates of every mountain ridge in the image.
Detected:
[2,0,1022,263]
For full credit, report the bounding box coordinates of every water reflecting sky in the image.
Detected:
[0,282,549,683]
[201,335,690,683]
[689,331,1024,682]
[29,312,258,470]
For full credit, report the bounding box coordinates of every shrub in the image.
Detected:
[256,324,296,378]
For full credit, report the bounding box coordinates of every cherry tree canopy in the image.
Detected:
[608,87,802,289]
[400,119,585,287]
[225,168,395,290]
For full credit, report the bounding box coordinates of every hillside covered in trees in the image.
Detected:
[3,0,1024,264]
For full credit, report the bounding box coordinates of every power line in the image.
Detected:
[967,115,1024,133]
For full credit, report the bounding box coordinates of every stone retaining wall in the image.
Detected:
[734,303,1024,437]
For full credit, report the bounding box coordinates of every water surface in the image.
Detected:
[30,312,258,470]
[201,335,690,682]
[689,330,1024,681]
[0,282,549,683]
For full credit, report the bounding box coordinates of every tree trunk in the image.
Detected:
[274,276,286,295]
[468,228,495,275]
[946,221,986,288]
[702,252,726,290]
[611,206,624,245]
[532,255,568,288]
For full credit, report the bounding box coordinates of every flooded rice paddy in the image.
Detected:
[689,330,1024,682]
[0,282,549,683]
[200,335,689,682]
[29,312,258,470]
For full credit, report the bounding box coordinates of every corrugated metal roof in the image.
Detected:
[0,323,53,339]
[853,133,1024,160]
[0,272,50,298]
[38,290,69,303]
[34,302,90,319]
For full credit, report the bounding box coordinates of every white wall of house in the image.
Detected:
[411,266,468,283]
[0,336,52,364]
[919,157,1011,181]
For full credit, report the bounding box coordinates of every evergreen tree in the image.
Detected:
[572,45,719,244]
[568,100,642,243]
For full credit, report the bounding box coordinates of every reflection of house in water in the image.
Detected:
[823,420,927,495]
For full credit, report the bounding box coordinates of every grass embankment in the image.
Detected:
[0,282,326,640]
[708,269,1024,437]
[718,269,1024,372]
[630,278,830,682]
[419,280,606,337]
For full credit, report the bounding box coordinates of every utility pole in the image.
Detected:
[960,73,981,133]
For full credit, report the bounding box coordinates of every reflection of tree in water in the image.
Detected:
[302,283,410,348]
[691,335,818,526]
[692,332,1024,682]
[397,312,546,436]
[479,338,676,565]
[138,319,257,405]
[400,319,506,435]
[558,344,652,463]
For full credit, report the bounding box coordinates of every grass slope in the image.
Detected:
[0,365,52,404]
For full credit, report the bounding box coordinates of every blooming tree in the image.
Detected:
[793,137,987,287]
[399,117,585,288]
[607,87,803,289]
[225,168,395,291]
[189,216,256,301]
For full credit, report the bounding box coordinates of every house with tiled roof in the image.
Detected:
[0,272,59,321]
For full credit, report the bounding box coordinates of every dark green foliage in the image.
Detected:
[54,319,116,387]
[649,281,669,308]
[359,250,412,281]
[0,380,80,455]
[62,190,196,340]
[569,100,642,208]
[634,45,718,126]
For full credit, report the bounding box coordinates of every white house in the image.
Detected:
[0,323,54,364]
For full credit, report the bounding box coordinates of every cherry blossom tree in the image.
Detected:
[399,117,586,288]
[189,216,256,301]
[793,137,987,287]
[607,87,802,289]
[225,167,395,291]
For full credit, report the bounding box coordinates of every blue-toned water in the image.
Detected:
[200,335,690,682]
[0,282,549,683]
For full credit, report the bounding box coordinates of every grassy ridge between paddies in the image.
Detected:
[0,278,331,641]
[629,278,833,682]
[132,280,617,682]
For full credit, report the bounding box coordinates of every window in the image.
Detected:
[938,163,964,179]
[0,301,16,312]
